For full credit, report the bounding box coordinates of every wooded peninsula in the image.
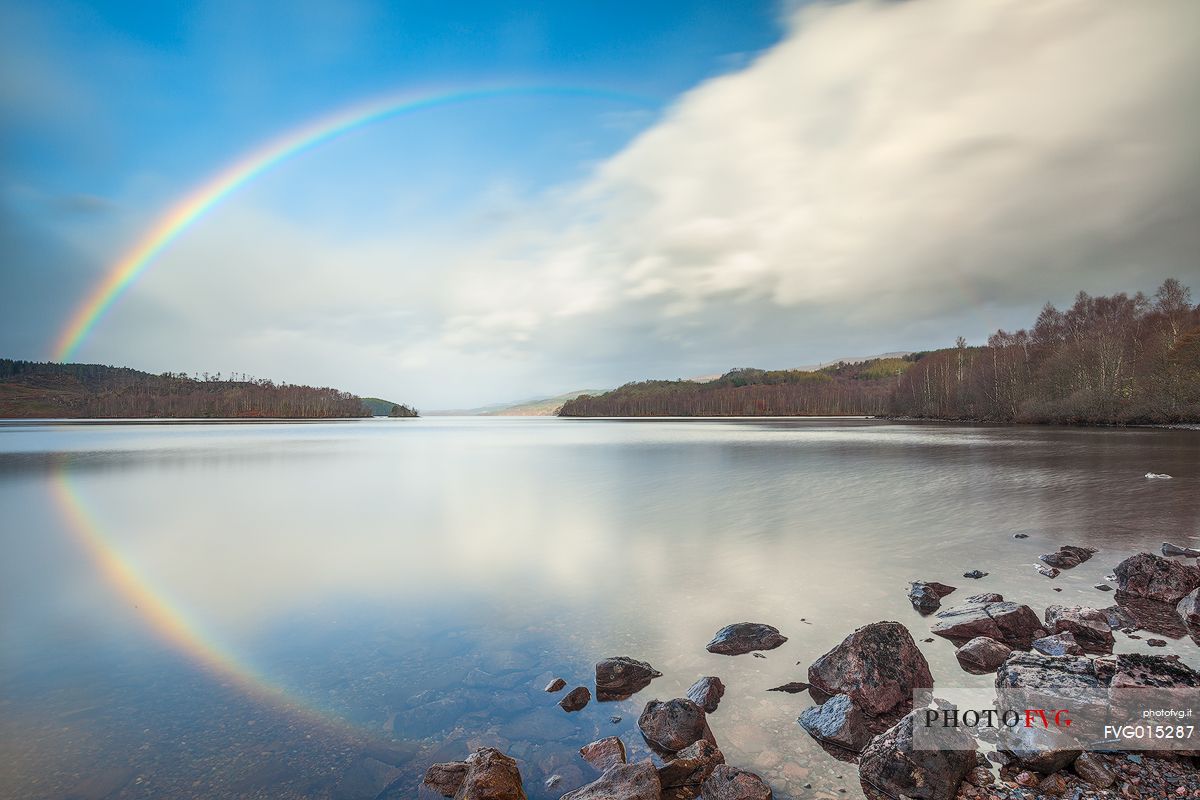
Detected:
[559,279,1200,425]
[0,360,417,419]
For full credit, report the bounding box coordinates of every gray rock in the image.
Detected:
[1031,632,1084,657]
[705,623,787,656]
[561,761,661,800]
[1163,542,1200,558]
[579,737,626,772]
[797,694,873,754]
[858,710,975,800]
[766,682,810,694]
[962,570,988,579]
[807,621,933,717]
[700,765,772,800]
[1040,545,1095,570]
[595,657,662,701]
[931,601,1046,649]
[908,581,957,614]
[964,593,1004,603]
[638,698,717,755]
[1044,605,1115,654]
[686,677,725,713]
[954,636,1012,674]
[1178,587,1200,626]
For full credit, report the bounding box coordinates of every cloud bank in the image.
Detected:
[38,0,1200,406]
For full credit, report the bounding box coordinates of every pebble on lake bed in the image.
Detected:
[560,686,591,712]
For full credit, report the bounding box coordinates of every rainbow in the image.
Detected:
[50,465,353,733]
[53,84,656,362]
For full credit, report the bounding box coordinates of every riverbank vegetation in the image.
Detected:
[560,279,1200,424]
[0,360,385,419]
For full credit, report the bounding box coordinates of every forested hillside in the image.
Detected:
[560,280,1200,424]
[0,360,377,419]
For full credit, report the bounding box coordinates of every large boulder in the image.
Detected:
[595,657,662,701]
[807,621,933,717]
[930,601,1045,648]
[907,581,956,615]
[954,637,1012,674]
[686,677,725,713]
[705,623,787,656]
[700,765,772,800]
[994,651,1111,691]
[561,761,661,800]
[1043,606,1115,654]
[638,698,717,755]
[1109,653,1200,688]
[454,748,526,800]
[657,740,725,796]
[1113,552,1200,603]
[858,710,975,800]
[797,694,873,754]
[423,762,469,797]
[579,737,626,772]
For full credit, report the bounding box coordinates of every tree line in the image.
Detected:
[0,360,386,419]
[560,279,1200,425]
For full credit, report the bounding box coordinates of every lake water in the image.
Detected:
[2,417,1198,800]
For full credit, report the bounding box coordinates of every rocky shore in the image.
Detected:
[400,544,1200,800]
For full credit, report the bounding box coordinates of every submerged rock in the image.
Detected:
[658,740,725,794]
[562,761,661,800]
[700,765,772,800]
[954,636,1012,674]
[1113,552,1200,603]
[797,693,873,754]
[1031,632,1084,656]
[1163,542,1200,558]
[455,748,526,800]
[423,762,469,798]
[766,682,810,694]
[1044,605,1115,654]
[560,686,591,712]
[638,698,717,755]
[931,601,1045,649]
[964,592,1003,603]
[962,570,988,579]
[807,621,933,717]
[705,623,787,656]
[686,677,725,713]
[1039,545,1096,570]
[858,710,975,800]
[907,581,957,614]
[595,657,662,701]
[579,737,626,772]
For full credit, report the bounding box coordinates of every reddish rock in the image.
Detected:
[560,686,591,712]
[1114,552,1200,604]
[1037,771,1070,796]
[1040,545,1096,570]
[1073,752,1115,788]
[858,710,975,800]
[544,678,566,693]
[561,761,661,800]
[686,677,725,713]
[638,698,717,755]
[705,623,787,656]
[595,657,662,701]
[931,601,1045,648]
[579,737,626,772]
[955,636,1012,674]
[700,765,772,800]
[424,762,469,797]
[1044,606,1115,654]
[455,748,526,800]
[658,740,725,794]
[807,621,933,717]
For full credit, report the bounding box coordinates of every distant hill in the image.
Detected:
[361,397,418,417]
[427,390,606,416]
[0,359,402,419]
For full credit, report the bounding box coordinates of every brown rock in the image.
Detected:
[658,740,725,793]
[700,765,772,800]
[638,698,717,755]
[807,621,933,717]
[545,678,566,692]
[1040,545,1095,570]
[858,710,975,800]
[766,682,810,694]
[424,762,469,797]
[454,748,526,800]
[931,601,1045,648]
[595,657,662,701]
[1073,752,1115,788]
[955,636,1012,674]
[908,581,957,614]
[560,686,591,712]
[579,737,626,772]
[705,623,787,656]
[686,677,725,713]
[561,761,661,800]
[1044,606,1116,654]
[1037,772,1070,796]
[1113,552,1200,604]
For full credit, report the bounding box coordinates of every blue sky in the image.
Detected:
[3,0,1198,408]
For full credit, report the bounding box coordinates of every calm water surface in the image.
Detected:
[1,417,1198,800]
